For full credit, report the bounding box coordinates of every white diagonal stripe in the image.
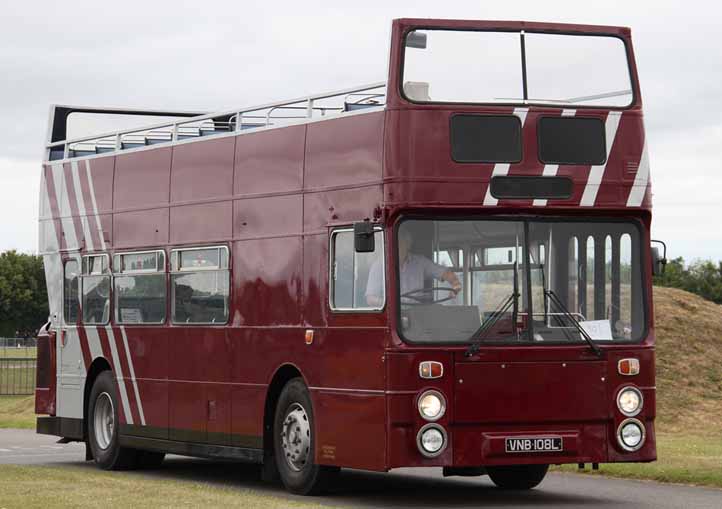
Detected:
[484,108,528,206]
[105,327,133,425]
[70,161,94,251]
[533,109,575,207]
[579,112,622,207]
[84,327,103,360]
[51,163,78,249]
[85,160,106,250]
[626,140,650,207]
[120,327,146,426]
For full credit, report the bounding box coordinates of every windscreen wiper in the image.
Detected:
[544,290,603,358]
[465,262,520,357]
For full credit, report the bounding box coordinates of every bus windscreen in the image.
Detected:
[402,29,633,107]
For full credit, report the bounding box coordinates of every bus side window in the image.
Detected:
[82,254,111,325]
[64,260,80,324]
[330,228,385,311]
[170,246,229,324]
[113,250,167,324]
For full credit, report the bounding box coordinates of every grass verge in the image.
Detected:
[0,464,321,509]
[0,396,35,429]
[555,432,722,489]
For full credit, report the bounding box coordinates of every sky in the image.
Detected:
[0,0,720,262]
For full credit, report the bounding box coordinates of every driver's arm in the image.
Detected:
[440,270,462,294]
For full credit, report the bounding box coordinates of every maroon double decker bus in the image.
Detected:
[35,18,663,495]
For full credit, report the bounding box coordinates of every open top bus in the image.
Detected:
[35,18,662,495]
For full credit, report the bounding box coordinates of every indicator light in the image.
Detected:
[419,361,443,379]
[618,358,640,376]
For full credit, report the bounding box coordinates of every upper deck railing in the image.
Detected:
[45,82,386,162]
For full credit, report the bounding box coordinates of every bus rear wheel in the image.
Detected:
[87,371,138,470]
[487,464,549,490]
[273,378,339,495]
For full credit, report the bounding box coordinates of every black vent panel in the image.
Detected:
[490,176,573,200]
[538,117,606,165]
[450,115,522,163]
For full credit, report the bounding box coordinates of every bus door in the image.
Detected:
[59,253,83,388]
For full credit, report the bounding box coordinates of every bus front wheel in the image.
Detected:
[273,378,339,495]
[487,464,549,490]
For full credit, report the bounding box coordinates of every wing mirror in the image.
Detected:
[406,30,427,49]
[354,221,375,253]
[651,240,668,276]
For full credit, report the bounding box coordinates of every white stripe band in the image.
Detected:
[85,160,106,250]
[579,112,622,207]
[484,108,528,206]
[70,161,94,251]
[120,327,146,426]
[626,140,650,207]
[105,327,133,425]
[533,109,576,206]
[51,163,78,250]
[84,327,104,360]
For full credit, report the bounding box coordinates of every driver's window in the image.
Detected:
[330,229,385,311]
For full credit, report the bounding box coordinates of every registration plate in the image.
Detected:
[505,437,563,453]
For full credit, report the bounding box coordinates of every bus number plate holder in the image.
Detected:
[505,437,563,453]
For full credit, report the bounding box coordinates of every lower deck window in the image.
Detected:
[114,251,166,324]
[170,246,229,324]
[82,254,110,325]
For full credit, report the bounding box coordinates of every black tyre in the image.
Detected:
[273,378,339,495]
[87,370,138,470]
[136,450,165,469]
[487,464,549,490]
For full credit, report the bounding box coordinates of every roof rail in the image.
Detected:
[46,82,386,161]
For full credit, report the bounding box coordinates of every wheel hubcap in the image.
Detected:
[93,392,114,450]
[280,403,311,472]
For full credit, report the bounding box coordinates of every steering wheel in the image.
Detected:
[401,287,457,305]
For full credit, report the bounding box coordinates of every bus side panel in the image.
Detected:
[230,236,303,446]
[119,326,168,440]
[168,327,231,443]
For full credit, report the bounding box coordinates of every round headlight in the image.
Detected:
[618,418,646,452]
[417,424,447,458]
[617,387,643,416]
[418,390,446,421]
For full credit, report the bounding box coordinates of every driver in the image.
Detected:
[366,228,461,306]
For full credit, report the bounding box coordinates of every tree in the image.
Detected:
[654,257,722,304]
[0,251,49,337]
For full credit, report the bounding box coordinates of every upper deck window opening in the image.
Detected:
[402,29,633,108]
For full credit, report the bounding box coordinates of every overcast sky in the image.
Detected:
[1,0,720,262]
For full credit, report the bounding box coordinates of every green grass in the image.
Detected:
[0,464,322,509]
[555,432,722,489]
[0,396,35,429]
[0,347,37,359]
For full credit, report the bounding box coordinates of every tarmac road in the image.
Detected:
[2,429,721,509]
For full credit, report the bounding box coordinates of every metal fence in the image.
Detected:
[0,339,37,396]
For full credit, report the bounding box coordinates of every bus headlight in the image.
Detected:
[417,424,448,457]
[418,390,446,421]
[618,418,646,451]
[617,387,643,416]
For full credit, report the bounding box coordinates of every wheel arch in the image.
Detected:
[84,357,113,439]
[263,363,307,453]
